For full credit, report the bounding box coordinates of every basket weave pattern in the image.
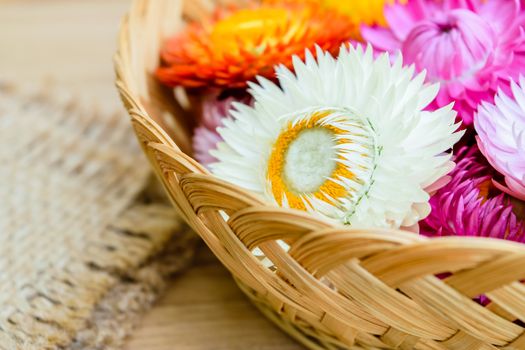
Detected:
[115,1,525,349]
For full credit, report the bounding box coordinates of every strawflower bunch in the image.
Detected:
[156,0,525,242]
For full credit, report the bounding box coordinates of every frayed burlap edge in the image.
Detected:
[0,83,199,350]
[69,202,197,350]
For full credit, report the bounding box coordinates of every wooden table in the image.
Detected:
[0,1,302,349]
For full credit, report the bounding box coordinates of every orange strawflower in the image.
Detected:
[156,1,358,89]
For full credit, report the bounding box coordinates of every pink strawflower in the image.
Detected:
[475,77,525,201]
[193,93,251,166]
[420,145,525,243]
[362,0,525,126]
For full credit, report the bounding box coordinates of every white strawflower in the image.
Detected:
[211,45,463,228]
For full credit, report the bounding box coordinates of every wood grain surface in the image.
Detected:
[0,1,302,349]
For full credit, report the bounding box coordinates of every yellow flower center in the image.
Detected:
[267,109,375,212]
[323,0,384,25]
[211,8,290,50]
[311,0,407,26]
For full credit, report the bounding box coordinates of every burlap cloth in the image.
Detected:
[0,83,197,350]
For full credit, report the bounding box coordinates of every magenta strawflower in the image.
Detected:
[420,145,525,243]
[362,0,525,126]
[475,77,525,201]
[193,93,251,166]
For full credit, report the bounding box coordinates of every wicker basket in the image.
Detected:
[115,1,525,349]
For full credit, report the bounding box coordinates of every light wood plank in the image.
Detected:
[125,249,302,350]
[0,0,130,107]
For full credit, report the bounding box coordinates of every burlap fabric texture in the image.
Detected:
[0,83,197,350]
